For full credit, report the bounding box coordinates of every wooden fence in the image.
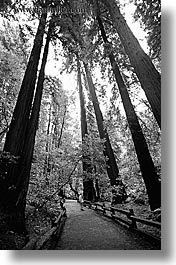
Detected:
[83,200,161,243]
[23,208,67,250]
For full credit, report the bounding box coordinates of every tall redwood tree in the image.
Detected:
[77,57,96,201]
[98,0,161,128]
[97,15,161,210]
[84,62,120,186]
[15,22,52,223]
[0,12,49,232]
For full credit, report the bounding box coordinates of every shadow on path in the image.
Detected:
[55,200,160,250]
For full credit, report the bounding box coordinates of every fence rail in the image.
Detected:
[83,200,161,243]
[23,208,67,250]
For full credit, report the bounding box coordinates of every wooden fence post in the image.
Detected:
[129,209,137,229]
[111,207,115,219]
[103,202,106,215]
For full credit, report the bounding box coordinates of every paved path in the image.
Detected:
[55,200,160,250]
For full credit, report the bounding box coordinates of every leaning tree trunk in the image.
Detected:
[84,62,120,186]
[0,11,47,233]
[77,57,96,201]
[0,11,47,219]
[16,22,51,230]
[99,0,161,128]
[97,15,161,210]
[0,20,51,233]
[3,11,47,156]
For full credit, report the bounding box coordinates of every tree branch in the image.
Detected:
[51,157,82,197]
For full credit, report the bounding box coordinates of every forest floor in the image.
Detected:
[0,203,59,249]
[0,213,26,249]
[0,199,161,250]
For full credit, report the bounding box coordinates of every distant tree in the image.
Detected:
[77,56,96,201]
[52,1,126,196]
[84,62,120,186]
[85,100,110,201]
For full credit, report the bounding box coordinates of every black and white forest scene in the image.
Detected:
[0,0,161,250]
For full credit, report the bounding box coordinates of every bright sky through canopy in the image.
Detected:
[45,1,148,102]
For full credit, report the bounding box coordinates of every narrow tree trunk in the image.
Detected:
[57,105,67,148]
[95,178,100,201]
[0,21,51,232]
[77,57,96,201]
[84,62,119,186]
[46,103,52,153]
[97,15,161,210]
[77,59,88,140]
[69,181,79,199]
[99,0,161,128]
[43,103,52,177]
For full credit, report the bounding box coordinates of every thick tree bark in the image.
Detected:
[97,15,161,210]
[84,62,119,186]
[99,0,161,128]
[3,11,47,156]
[0,20,50,232]
[77,57,96,201]
[16,22,51,228]
[0,12,47,224]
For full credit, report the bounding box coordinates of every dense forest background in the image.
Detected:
[0,0,161,247]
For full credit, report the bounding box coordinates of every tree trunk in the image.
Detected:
[97,15,161,210]
[57,105,67,148]
[0,19,51,232]
[84,62,119,186]
[17,21,51,228]
[77,57,95,201]
[69,182,79,200]
[43,102,52,177]
[95,178,100,201]
[0,12,47,227]
[3,11,47,156]
[99,0,161,128]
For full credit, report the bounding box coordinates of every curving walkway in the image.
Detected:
[54,200,160,250]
